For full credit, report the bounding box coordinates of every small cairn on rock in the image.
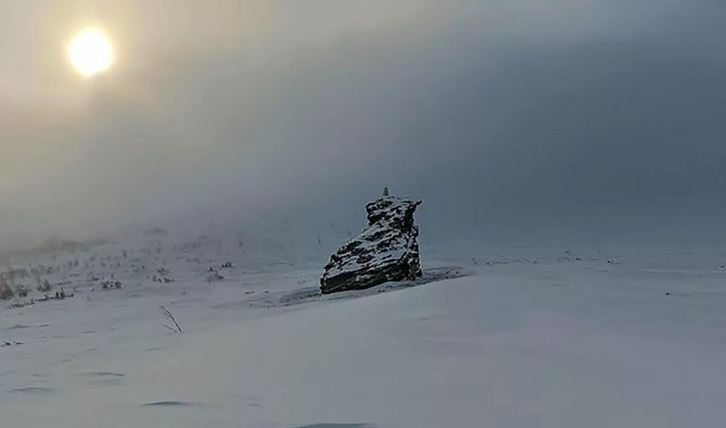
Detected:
[320,188,422,294]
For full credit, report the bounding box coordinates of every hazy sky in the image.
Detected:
[0,1,724,243]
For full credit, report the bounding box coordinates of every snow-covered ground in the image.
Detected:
[2,226,726,427]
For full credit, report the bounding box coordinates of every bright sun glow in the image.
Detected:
[68,28,114,77]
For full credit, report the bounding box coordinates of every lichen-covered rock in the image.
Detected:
[321,192,422,294]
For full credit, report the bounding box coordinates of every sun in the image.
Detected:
[67,28,114,77]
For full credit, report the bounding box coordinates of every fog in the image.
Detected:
[0,0,724,247]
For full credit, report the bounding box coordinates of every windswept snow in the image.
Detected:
[1,230,726,427]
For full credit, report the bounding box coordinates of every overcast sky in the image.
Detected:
[0,0,724,244]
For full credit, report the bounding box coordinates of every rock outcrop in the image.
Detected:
[320,191,422,294]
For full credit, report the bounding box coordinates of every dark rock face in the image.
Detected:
[320,194,422,294]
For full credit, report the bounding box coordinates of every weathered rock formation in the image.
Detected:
[320,191,422,294]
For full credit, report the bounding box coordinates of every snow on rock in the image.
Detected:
[320,191,422,294]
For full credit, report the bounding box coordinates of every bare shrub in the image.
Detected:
[15,284,29,298]
[0,280,14,300]
[160,306,183,334]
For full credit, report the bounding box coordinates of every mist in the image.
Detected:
[0,0,724,247]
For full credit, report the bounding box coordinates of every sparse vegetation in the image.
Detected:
[160,306,182,334]
[101,280,122,290]
[35,277,52,293]
[15,284,29,298]
[0,280,15,300]
[207,271,224,282]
